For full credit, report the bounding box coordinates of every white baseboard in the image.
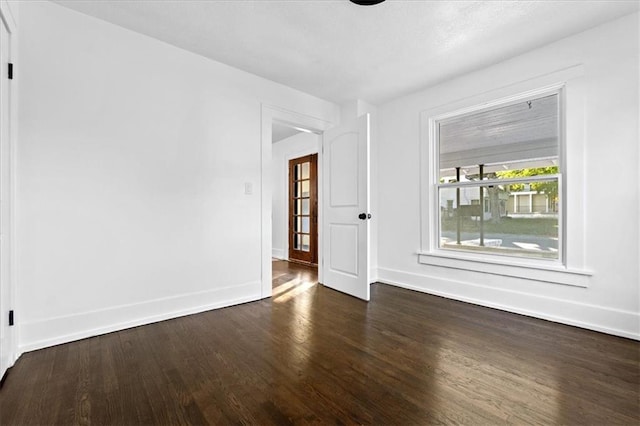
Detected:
[18,281,262,353]
[370,265,379,285]
[376,267,640,340]
[272,248,285,259]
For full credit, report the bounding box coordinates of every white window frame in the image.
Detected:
[418,66,592,287]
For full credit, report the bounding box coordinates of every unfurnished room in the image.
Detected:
[0,0,639,424]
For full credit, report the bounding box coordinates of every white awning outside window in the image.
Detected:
[438,94,558,177]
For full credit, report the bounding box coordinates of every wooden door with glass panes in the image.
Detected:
[288,154,318,264]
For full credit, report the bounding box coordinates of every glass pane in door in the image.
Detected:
[295,217,310,233]
[301,162,310,179]
[296,181,310,198]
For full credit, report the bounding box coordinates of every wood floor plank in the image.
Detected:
[1,260,638,425]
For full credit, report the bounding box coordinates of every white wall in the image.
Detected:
[377,13,639,339]
[16,1,339,352]
[271,132,319,259]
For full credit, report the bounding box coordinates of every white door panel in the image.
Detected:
[329,133,359,207]
[322,114,370,301]
[329,224,358,276]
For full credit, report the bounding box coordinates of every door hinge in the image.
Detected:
[8,310,14,326]
[8,63,13,80]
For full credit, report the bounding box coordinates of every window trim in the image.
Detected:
[431,86,565,264]
[416,251,590,287]
[418,66,592,286]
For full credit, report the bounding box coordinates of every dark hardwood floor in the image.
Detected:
[1,260,638,425]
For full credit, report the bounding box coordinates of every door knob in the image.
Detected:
[358,213,372,220]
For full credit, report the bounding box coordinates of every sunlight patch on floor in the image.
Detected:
[274,280,316,303]
[273,278,302,298]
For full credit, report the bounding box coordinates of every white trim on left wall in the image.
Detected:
[0,0,18,375]
[19,280,262,353]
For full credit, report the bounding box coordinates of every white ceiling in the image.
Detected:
[272,122,303,143]
[54,0,639,105]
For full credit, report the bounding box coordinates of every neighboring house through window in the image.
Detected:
[418,66,592,287]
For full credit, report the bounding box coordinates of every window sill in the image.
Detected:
[417,251,592,287]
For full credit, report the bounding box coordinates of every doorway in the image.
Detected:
[288,154,318,265]
[270,119,320,297]
[262,106,372,301]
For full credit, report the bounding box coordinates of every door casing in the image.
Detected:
[0,0,17,380]
[261,105,333,298]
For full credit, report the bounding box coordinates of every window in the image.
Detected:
[419,67,591,286]
[434,91,561,261]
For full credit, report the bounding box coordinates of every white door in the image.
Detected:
[0,14,12,380]
[321,114,370,301]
